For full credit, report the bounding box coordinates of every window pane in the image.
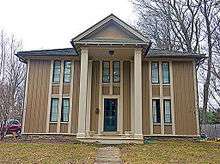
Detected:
[63,61,72,83]
[152,99,160,123]
[162,62,170,84]
[61,98,70,122]
[164,100,171,123]
[113,61,120,83]
[52,61,61,83]
[50,98,59,122]
[151,62,159,84]
[102,61,110,83]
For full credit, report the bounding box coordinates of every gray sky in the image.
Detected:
[0,0,136,50]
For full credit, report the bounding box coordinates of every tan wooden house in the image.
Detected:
[16,14,204,142]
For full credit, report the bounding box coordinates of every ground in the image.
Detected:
[0,140,219,163]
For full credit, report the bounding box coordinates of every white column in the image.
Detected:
[77,48,89,138]
[134,48,143,139]
[130,61,135,134]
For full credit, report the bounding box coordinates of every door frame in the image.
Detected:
[99,95,121,134]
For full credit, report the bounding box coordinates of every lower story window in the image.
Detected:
[50,98,59,122]
[164,100,172,123]
[61,98,70,122]
[152,99,160,123]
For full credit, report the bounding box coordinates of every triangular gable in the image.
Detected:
[72,14,149,44]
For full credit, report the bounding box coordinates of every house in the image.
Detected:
[16,14,205,142]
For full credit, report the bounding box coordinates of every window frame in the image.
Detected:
[151,62,159,84]
[152,99,161,124]
[112,61,120,83]
[162,62,170,84]
[164,99,172,123]
[50,98,59,122]
[63,60,72,83]
[61,98,70,122]
[102,61,110,83]
[52,60,61,84]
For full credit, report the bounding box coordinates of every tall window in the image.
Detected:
[50,98,59,122]
[61,98,70,122]
[151,62,159,84]
[162,62,170,84]
[102,61,110,83]
[164,100,171,123]
[52,61,61,83]
[152,99,160,123]
[113,61,120,83]
[63,61,72,83]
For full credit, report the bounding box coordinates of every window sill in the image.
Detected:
[60,122,69,124]
[162,83,171,86]
[52,83,60,86]
[153,123,161,126]
[49,122,57,124]
[164,123,172,126]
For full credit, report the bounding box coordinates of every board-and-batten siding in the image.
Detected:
[24,60,50,133]
[90,61,100,132]
[173,61,197,135]
[142,61,150,135]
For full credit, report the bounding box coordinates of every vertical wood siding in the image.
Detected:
[123,61,131,132]
[173,61,197,135]
[142,61,150,135]
[71,61,80,134]
[90,61,100,132]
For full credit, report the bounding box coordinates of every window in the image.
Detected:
[162,62,170,84]
[50,98,59,122]
[52,61,61,83]
[152,99,160,123]
[102,61,110,83]
[63,61,72,83]
[61,98,70,122]
[164,100,171,123]
[151,62,159,84]
[113,61,120,83]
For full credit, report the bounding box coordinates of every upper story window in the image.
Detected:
[152,99,160,123]
[61,98,70,122]
[52,61,61,83]
[50,98,59,122]
[162,62,170,84]
[164,99,171,123]
[63,61,72,83]
[102,61,110,83]
[113,61,120,83]
[151,62,159,84]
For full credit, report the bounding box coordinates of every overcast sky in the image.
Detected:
[0,0,137,51]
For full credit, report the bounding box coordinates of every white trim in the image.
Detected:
[46,60,54,133]
[119,61,123,134]
[98,61,103,135]
[159,61,164,135]
[74,41,148,45]
[73,14,149,43]
[130,62,134,134]
[57,60,64,133]
[85,60,93,136]
[101,95,120,133]
[68,60,74,133]
[193,61,200,135]
[22,60,30,133]
[169,61,176,135]
[149,61,153,135]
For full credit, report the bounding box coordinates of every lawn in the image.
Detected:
[119,141,220,163]
[0,142,98,164]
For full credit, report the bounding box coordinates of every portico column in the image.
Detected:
[77,48,88,138]
[134,48,143,139]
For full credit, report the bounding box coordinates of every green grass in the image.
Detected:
[119,141,220,164]
[0,142,98,164]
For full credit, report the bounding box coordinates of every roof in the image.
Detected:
[146,49,206,59]
[16,48,78,59]
[71,14,150,45]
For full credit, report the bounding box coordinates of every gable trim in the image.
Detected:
[71,14,149,44]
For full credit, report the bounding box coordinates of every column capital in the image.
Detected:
[81,47,88,53]
[134,48,142,54]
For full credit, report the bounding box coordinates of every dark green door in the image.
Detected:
[104,99,117,132]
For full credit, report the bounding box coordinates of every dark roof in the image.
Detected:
[146,49,206,59]
[16,48,78,58]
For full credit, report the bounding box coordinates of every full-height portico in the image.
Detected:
[17,14,202,142]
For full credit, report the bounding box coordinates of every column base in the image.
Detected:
[76,132,86,138]
[134,133,143,139]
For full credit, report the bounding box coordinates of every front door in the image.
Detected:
[104,98,117,132]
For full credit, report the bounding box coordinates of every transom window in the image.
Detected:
[63,61,72,83]
[61,98,70,122]
[52,61,61,83]
[152,99,160,123]
[50,98,59,122]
